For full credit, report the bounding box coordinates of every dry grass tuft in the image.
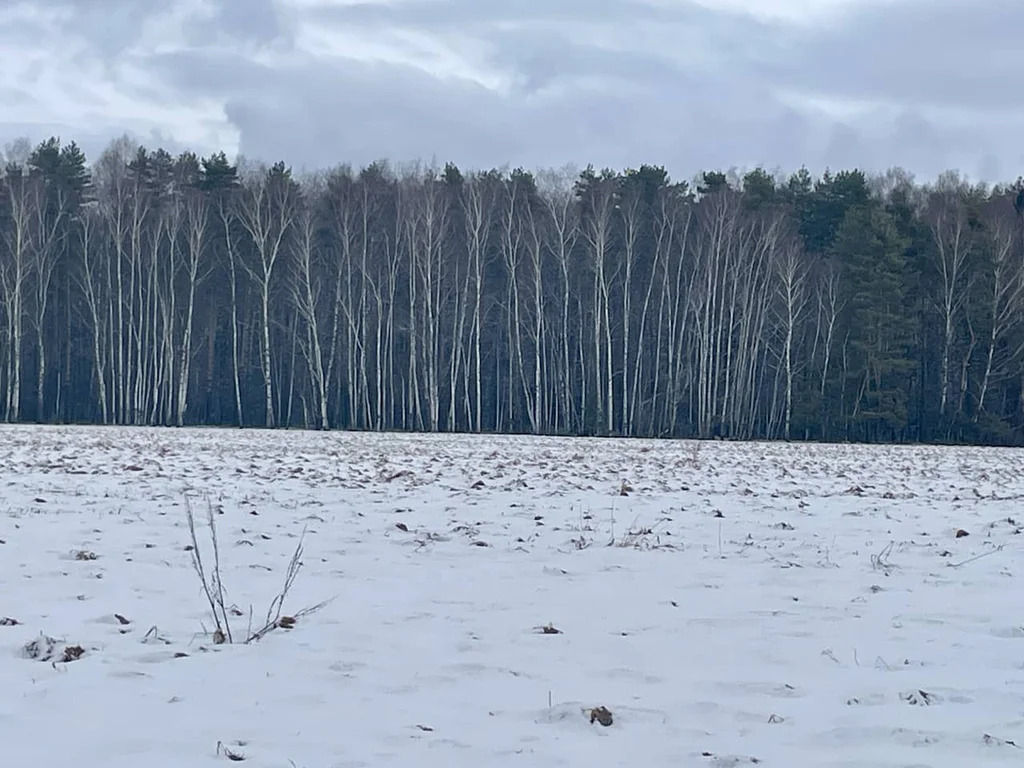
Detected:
[186,496,330,645]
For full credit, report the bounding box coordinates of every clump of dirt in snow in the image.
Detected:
[589,706,613,726]
[22,634,87,663]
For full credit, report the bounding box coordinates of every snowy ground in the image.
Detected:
[0,425,1022,767]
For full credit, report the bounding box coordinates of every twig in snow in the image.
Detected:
[870,541,897,574]
[613,517,669,550]
[216,741,246,761]
[983,733,1020,748]
[246,598,332,643]
[949,544,1004,568]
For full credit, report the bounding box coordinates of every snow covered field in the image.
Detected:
[0,425,1022,767]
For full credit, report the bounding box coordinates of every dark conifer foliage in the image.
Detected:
[2,136,1023,444]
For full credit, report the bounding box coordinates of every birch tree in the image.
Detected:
[925,175,979,421]
[0,165,31,420]
[772,241,811,438]
[290,188,330,429]
[236,162,298,427]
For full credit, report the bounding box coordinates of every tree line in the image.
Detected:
[2,135,1024,444]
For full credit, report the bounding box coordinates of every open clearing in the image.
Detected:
[0,425,1022,767]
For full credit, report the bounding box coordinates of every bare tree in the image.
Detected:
[0,166,31,420]
[772,241,811,438]
[27,173,69,421]
[171,183,212,425]
[74,202,110,423]
[235,163,298,427]
[536,168,580,432]
[461,172,497,431]
[926,175,978,421]
[290,191,330,429]
[975,199,1024,418]
[404,169,450,431]
[813,261,843,435]
[577,170,617,434]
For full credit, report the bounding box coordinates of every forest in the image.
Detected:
[1,135,1023,445]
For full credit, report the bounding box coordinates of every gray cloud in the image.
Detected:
[206,0,283,44]
[305,0,718,28]
[0,0,1020,183]
[772,0,1024,112]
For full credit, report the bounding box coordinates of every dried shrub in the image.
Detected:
[185,497,329,645]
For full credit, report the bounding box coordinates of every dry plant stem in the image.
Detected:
[949,544,1004,568]
[245,528,332,643]
[266,529,306,627]
[247,598,331,643]
[207,502,233,643]
[186,497,233,643]
[187,498,327,644]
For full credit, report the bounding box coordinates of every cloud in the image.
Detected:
[0,0,1019,183]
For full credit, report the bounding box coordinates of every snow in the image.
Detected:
[0,425,1022,767]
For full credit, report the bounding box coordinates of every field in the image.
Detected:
[0,425,1022,767]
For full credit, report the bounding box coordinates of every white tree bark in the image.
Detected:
[236,167,298,428]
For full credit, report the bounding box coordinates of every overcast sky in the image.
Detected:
[1,0,1020,183]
